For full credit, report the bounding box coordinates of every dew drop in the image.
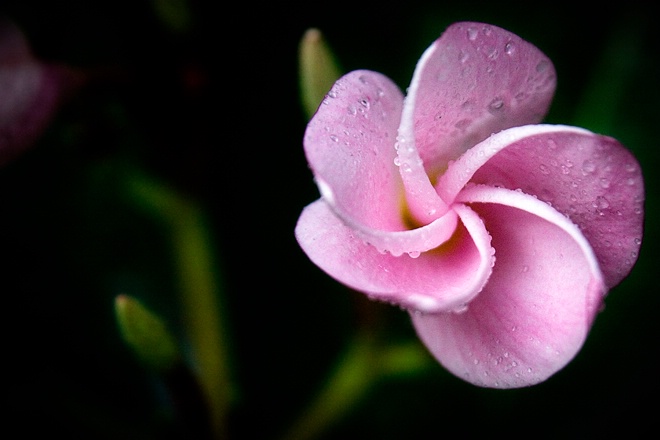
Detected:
[455,118,471,130]
[327,90,337,98]
[359,97,370,109]
[488,97,504,113]
[452,303,469,314]
[581,159,597,175]
[504,41,516,55]
[329,134,339,142]
[461,99,476,112]
[467,27,478,41]
[514,91,527,101]
[408,250,421,258]
[459,50,470,63]
[594,196,610,209]
[535,60,550,72]
[393,156,401,166]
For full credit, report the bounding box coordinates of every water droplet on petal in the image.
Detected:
[467,27,478,41]
[452,303,469,314]
[459,50,470,63]
[594,196,610,210]
[488,97,504,114]
[454,118,471,130]
[581,159,597,175]
[505,42,516,55]
[408,250,421,258]
[536,60,550,72]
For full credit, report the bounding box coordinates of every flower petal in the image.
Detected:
[401,22,556,181]
[0,18,80,164]
[440,124,644,288]
[304,70,406,232]
[411,186,605,388]
[295,199,494,313]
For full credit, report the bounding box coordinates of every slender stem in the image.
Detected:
[279,332,378,440]
[126,171,232,439]
[280,330,433,440]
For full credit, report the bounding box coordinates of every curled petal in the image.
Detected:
[295,200,494,313]
[412,186,605,388]
[401,22,556,181]
[304,70,406,233]
[443,124,644,288]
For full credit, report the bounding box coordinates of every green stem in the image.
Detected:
[126,171,232,440]
[280,331,433,440]
[280,332,378,440]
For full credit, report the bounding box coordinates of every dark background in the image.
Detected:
[0,1,658,438]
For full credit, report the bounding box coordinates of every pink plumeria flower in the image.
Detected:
[295,22,644,388]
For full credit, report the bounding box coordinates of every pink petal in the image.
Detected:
[401,22,556,182]
[305,70,461,256]
[295,199,494,313]
[440,124,644,288]
[412,186,605,388]
[0,19,80,164]
[304,70,406,233]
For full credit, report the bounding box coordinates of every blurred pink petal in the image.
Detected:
[0,18,80,165]
[295,22,644,387]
